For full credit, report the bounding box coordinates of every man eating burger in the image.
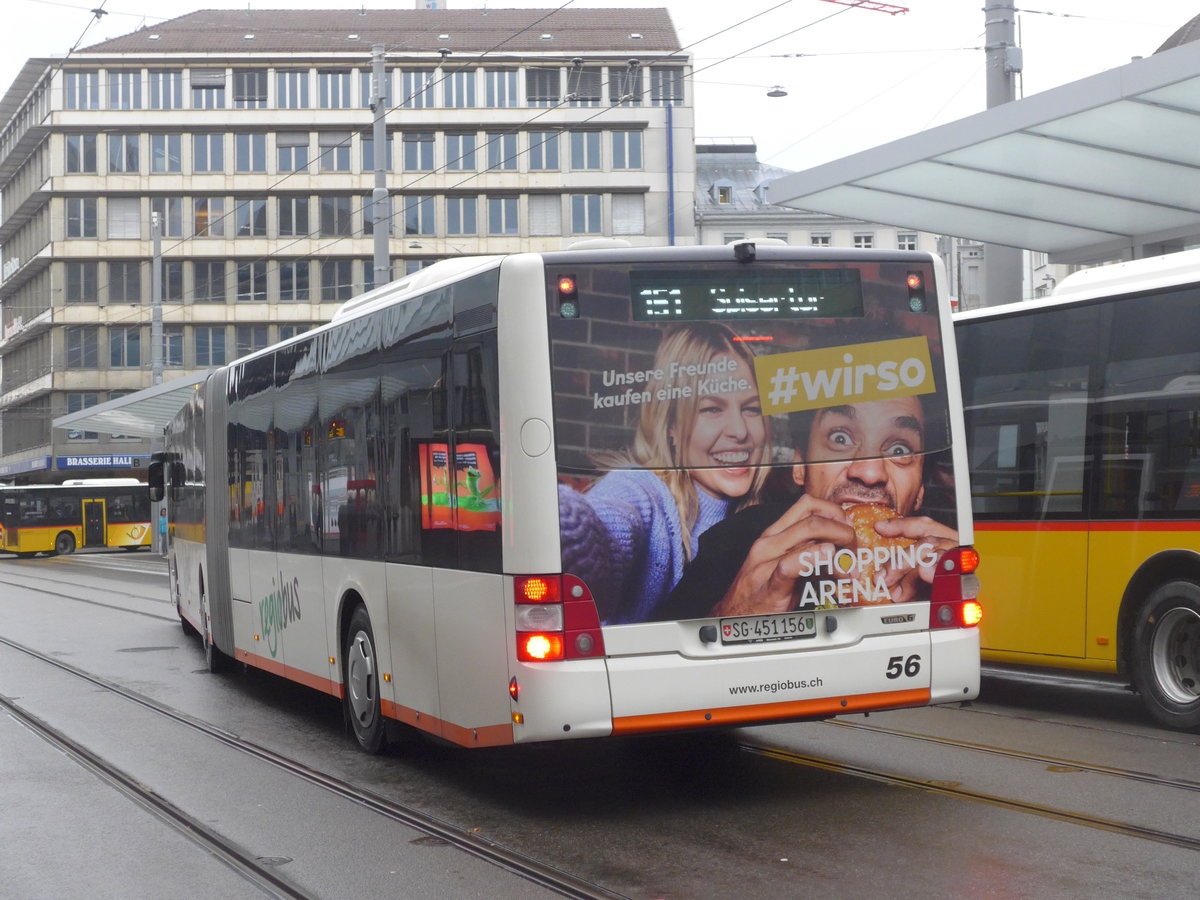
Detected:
[655,394,960,621]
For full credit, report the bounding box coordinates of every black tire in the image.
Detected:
[1131,580,1200,731]
[343,605,387,754]
[200,584,228,673]
[54,532,76,555]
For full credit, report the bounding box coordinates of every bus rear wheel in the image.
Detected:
[53,532,76,555]
[343,605,387,754]
[1131,581,1200,731]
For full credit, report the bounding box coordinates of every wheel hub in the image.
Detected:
[1151,606,1200,705]
[347,632,376,725]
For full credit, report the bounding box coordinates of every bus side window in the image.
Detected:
[450,334,501,573]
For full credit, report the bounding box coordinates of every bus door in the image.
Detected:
[83,499,106,547]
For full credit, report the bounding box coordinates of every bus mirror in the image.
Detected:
[148,461,165,502]
[170,461,186,489]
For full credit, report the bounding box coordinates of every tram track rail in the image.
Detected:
[0,690,316,900]
[6,567,1197,869]
[0,634,628,900]
[0,565,176,621]
[821,718,1200,792]
[736,735,1200,853]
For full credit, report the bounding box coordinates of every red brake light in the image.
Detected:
[516,575,560,603]
[518,633,564,662]
[930,547,982,629]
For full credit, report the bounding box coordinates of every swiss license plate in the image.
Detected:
[720,611,817,644]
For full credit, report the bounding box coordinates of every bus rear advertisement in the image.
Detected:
[153,244,981,752]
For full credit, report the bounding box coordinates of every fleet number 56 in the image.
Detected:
[885,654,921,679]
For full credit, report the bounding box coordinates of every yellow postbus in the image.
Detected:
[955,250,1200,731]
[0,479,153,557]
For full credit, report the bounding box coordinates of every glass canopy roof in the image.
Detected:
[770,44,1200,264]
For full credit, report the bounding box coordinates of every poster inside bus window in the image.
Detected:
[419,442,500,531]
[549,260,960,626]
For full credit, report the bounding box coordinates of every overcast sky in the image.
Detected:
[4,0,1196,172]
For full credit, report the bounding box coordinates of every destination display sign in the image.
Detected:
[630,268,864,321]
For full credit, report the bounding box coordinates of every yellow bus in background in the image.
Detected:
[955,250,1200,731]
[0,479,153,557]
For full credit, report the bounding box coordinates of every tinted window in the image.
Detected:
[958,303,1103,519]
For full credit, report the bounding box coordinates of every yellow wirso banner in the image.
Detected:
[754,336,935,415]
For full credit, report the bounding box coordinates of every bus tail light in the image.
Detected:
[930,546,983,630]
[513,574,605,664]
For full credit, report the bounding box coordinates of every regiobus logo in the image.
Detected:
[753,336,935,415]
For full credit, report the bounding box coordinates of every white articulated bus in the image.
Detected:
[151,243,981,752]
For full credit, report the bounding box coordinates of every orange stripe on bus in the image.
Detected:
[380,699,514,748]
[236,649,341,697]
[975,522,1089,532]
[611,688,931,735]
[976,521,1200,533]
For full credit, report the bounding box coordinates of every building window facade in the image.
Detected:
[529,131,559,170]
[276,70,310,108]
[235,133,266,172]
[148,70,184,109]
[66,326,99,367]
[150,197,183,237]
[279,261,310,302]
[193,133,224,172]
[486,132,517,171]
[403,132,433,171]
[318,132,352,172]
[401,70,434,108]
[570,131,601,170]
[446,133,476,171]
[445,70,476,108]
[109,326,142,367]
[193,197,225,237]
[65,262,98,303]
[150,134,182,173]
[65,71,100,109]
[571,193,602,234]
[403,196,435,235]
[108,134,139,173]
[446,195,477,235]
[66,134,97,173]
[487,196,518,235]
[485,69,517,107]
[318,70,352,108]
[320,260,354,301]
[237,261,267,302]
[107,71,142,109]
[195,326,227,365]
[278,197,309,237]
[612,130,643,169]
[109,261,141,303]
[320,196,354,237]
[233,70,268,109]
[66,198,98,238]
[277,133,309,172]
[194,262,227,303]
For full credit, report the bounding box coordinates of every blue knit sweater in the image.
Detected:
[558,470,732,625]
